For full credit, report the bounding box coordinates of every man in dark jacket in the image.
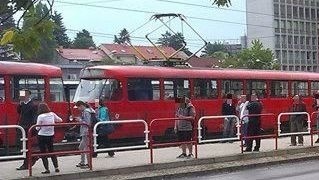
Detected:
[245,94,263,152]
[221,94,236,142]
[16,89,38,170]
[290,95,307,146]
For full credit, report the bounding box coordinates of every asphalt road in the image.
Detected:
[177,160,319,180]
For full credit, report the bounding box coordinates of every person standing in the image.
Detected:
[16,89,38,170]
[36,103,62,174]
[74,101,93,168]
[94,100,115,158]
[290,95,307,146]
[312,91,319,143]
[221,94,236,142]
[236,95,249,146]
[174,96,196,158]
[245,94,263,152]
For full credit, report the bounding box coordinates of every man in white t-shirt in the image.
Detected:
[236,95,249,146]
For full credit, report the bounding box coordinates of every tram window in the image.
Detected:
[0,77,4,102]
[127,78,159,101]
[311,81,319,95]
[11,76,45,101]
[100,79,122,101]
[194,79,218,99]
[292,81,308,96]
[222,80,243,97]
[49,78,65,102]
[247,80,267,98]
[164,79,190,100]
[270,81,288,98]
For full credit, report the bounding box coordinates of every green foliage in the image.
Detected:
[72,29,95,48]
[52,11,70,48]
[220,40,278,70]
[211,0,232,7]
[19,2,56,62]
[157,31,192,55]
[202,42,227,56]
[114,28,130,44]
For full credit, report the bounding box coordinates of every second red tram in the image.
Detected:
[73,65,319,140]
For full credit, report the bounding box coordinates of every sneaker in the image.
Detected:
[253,148,259,152]
[244,149,252,152]
[176,153,187,158]
[55,168,60,173]
[315,138,319,143]
[41,170,50,174]
[76,163,88,167]
[187,154,194,159]
[289,144,296,146]
[16,165,27,170]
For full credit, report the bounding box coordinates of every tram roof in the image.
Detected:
[85,65,319,81]
[0,61,62,76]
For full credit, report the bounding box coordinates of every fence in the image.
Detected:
[149,117,197,164]
[277,112,311,137]
[197,115,240,144]
[27,123,92,176]
[310,111,319,146]
[0,125,27,160]
[240,113,277,153]
[93,119,149,153]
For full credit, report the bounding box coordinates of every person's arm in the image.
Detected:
[53,112,62,123]
[35,116,42,131]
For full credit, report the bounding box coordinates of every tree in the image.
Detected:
[157,31,192,56]
[0,0,16,60]
[1,0,55,58]
[202,42,227,56]
[19,2,55,62]
[72,29,95,48]
[222,40,278,70]
[52,11,70,48]
[114,28,130,44]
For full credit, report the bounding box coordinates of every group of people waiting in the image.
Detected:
[15,89,113,173]
[222,93,262,152]
[222,92,319,151]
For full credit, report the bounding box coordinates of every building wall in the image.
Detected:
[247,0,319,72]
[246,0,275,50]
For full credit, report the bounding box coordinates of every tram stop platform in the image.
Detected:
[2,136,319,180]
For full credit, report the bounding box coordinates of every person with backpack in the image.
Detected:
[174,96,196,159]
[94,99,115,158]
[74,101,94,168]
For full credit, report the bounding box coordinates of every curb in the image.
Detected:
[17,146,319,180]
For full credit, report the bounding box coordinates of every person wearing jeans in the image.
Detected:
[221,94,236,142]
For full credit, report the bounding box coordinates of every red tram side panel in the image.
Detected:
[73,65,319,141]
[0,61,70,153]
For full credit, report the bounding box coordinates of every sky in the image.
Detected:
[52,0,247,51]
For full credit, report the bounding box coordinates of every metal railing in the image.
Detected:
[0,125,27,160]
[27,123,92,176]
[310,111,319,146]
[277,112,310,136]
[240,113,277,153]
[149,117,197,164]
[93,119,149,152]
[197,115,240,144]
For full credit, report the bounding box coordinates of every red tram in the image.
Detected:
[73,65,319,140]
[0,61,70,154]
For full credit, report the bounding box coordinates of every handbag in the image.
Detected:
[97,123,115,136]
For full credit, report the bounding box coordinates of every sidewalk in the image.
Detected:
[1,136,319,180]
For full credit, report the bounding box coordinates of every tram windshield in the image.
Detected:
[73,78,121,102]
